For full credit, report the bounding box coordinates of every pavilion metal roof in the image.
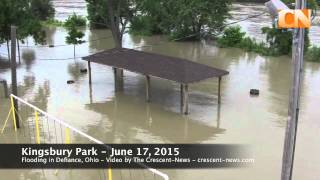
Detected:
[82,48,229,84]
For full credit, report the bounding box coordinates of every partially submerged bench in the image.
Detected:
[82,48,229,114]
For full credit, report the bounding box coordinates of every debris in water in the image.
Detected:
[67,80,75,84]
[250,89,259,96]
[80,69,88,73]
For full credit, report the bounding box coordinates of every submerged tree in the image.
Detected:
[86,0,232,42]
[85,0,109,28]
[31,0,55,21]
[65,15,85,57]
[132,0,232,40]
[105,0,134,48]
[0,0,50,60]
[64,13,87,28]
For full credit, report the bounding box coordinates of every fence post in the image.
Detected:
[65,128,71,144]
[108,166,112,180]
[35,111,41,144]
[10,96,17,131]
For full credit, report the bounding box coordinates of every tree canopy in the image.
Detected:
[133,0,232,40]
[0,0,54,44]
[31,0,55,21]
[85,0,232,41]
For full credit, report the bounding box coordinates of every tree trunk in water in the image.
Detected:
[74,45,76,58]
[106,0,122,48]
[6,40,10,61]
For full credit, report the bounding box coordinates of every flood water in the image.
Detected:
[0,1,320,180]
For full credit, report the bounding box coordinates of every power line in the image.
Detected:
[1,12,267,61]
[18,35,114,48]
[173,11,267,41]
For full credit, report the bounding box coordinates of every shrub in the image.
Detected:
[306,46,320,62]
[217,26,280,55]
[241,37,271,55]
[64,13,87,28]
[42,18,64,26]
[217,26,246,47]
[217,26,312,59]
[261,26,310,55]
[129,16,156,36]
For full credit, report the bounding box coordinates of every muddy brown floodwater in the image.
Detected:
[0,1,319,180]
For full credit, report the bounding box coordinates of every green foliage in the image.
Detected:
[85,0,231,40]
[282,0,318,9]
[85,0,133,30]
[306,46,320,62]
[0,0,48,44]
[217,26,245,47]
[65,13,86,46]
[85,0,109,28]
[241,37,270,55]
[217,26,271,55]
[129,16,159,36]
[64,13,87,28]
[133,0,232,40]
[261,26,310,55]
[42,18,64,27]
[65,25,85,46]
[261,27,292,55]
[31,0,55,21]
[217,26,317,62]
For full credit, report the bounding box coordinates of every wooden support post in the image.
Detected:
[113,67,118,92]
[118,69,124,91]
[182,84,189,115]
[218,77,222,104]
[217,103,221,128]
[146,75,150,102]
[10,26,19,128]
[88,61,92,85]
[119,69,124,78]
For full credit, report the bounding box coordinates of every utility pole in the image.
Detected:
[281,0,306,179]
[10,26,20,128]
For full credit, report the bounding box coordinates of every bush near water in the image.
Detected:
[217,26,320,62]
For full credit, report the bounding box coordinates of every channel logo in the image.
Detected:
[278,9,311,28]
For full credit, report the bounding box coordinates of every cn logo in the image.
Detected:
[278,9,311,28]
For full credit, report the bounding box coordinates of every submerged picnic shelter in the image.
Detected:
[82,48,229,114]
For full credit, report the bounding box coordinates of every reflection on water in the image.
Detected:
[0,1,319,180]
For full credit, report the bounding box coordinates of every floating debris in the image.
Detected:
[80,69,88,73]
[250,89,259,96]
[67,80,75,84]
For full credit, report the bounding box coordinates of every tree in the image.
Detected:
[65,16,85,57]
[31,0,55,21]
[133,0,232,40]
[85,0,109,28]
[105,0,133,48]
[64,13,87,27]
[0,0,48,60]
